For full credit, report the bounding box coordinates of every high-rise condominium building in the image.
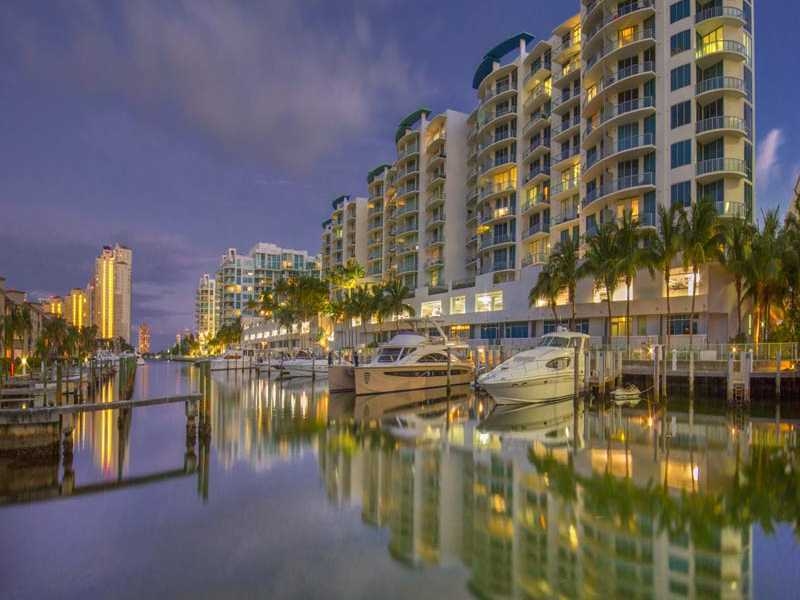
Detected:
[195,274,217,342]
[137,323,151,354]
[64,288,88,329]
[316,0,755,346]
[321,195,368,276]
[92,244,133,342]
[42,295,64,317]
[215,243,321,329]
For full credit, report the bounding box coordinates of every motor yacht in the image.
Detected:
[279,349,329,379]
[478,330,590,405]
[354,331,474,396]
[210,351,248,371]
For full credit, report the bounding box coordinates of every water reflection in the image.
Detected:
[320,393,799,599]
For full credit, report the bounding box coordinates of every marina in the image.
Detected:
[2,362,799,598]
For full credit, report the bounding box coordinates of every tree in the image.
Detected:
[381,278,415,331]
[650,203,685,356]
[745,210,783,344]
[717,216,754,340]
[38,317,71,404]
[549,236,580,331]
[529,261,561,326]
[616,210,655,352]
[680,198,722,350]
[579,223,621,345]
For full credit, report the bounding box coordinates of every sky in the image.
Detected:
[0,1,798,350]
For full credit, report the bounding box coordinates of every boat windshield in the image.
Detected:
[375,347,406,363]
[539,336,582,348]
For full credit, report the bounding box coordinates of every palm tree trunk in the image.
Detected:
[665,273,672,383]
[570,288,576,332]
[56,360,63,406]
[689,267,698,350]
[735,278,743,338]
[625,277,632,354]
[606,297,613,347]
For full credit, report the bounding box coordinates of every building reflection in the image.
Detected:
[319,394,799,599]
[73,377,131,478]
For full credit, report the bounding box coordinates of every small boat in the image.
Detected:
[279,349,329,379]
[210,352,247,371]
[478,330,590,405]
[354,331,474,395]
[136,356,146,366]
[610,384,642,405]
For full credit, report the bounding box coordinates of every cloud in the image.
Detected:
[1,0,422,171]
[756,128,784,184]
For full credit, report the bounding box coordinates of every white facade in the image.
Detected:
[195,274,217,341]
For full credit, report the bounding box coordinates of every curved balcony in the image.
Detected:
[395,238,418,254]
[583,60,656,115]
[552,88,580,114]
[396,141,419,159]
[695,157,751,183]
[583,133,655,179]
[394,200,418,218]
[425,258,444,271]
[522,136,551,163]
[716,200,747,219]
[551,115,580,142]
[426,173,446,191]
[426,133,446,154]
[427,234,445,247]
[696,40,750,68]
[583,172,655,208]
[477,130,517,160]
[584,28,655,78]
[479,155,516,178]
[396,261,418,275]
[521,252,549,268]
[550,177,579,201]
[480,82,518,108]
[695,115,750,142]
[427,194,445,210]
[477,63,517,96]
[553,204,579,225]
[426,151,446,172]
[583,96,655,147]
[367,218,383,232]
[395,166,419,184]
[523,85,551,113]
[395,184,419,202]
[552,146,580,170]
[524,164,550,187]
[522,110,551,138]
[695,5,747,31]
[553,60,581,86]
[479,232,515,251]
[478,182,517,202]
[426,214,446,230]
[477,106,518,135]
[583,0,655,52]
[695,76,751,103]
[522,220,550,240]
[523,57,551,89]
[521,190,549,214]
[479,205,515,225]
[480,260,514,275]
[552,36,581,65]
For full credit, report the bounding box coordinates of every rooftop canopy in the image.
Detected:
[471,32,534,89]
[394,108,432,143]
[331,195,350,209]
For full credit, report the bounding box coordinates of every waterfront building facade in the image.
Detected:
[91,244,133,343]
[214,243,321,330]
[41,295,64,317]
[310,0,756,349]
[137,323,151,354]
[195,274,217,342]
[64,288,88,329]
[320,195,368,277]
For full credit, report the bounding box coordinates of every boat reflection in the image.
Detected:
[319,394,800,599]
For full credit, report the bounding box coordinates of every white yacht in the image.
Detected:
[354,332,474,396]
[279,349,329,379]
[210,351,248,371]
[478,330,590,405]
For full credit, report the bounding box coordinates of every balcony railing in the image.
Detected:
[585,61,656,107]
[395,200,418,217]
[585,97,655,139]
[552,115,580,137]
[479,232,515,249]
[695,5,746,25]
[523,137,551,159]
[584,0,655,46]
[583,172,655,206]
[585,133,656,169]
[480,260,513,274]
[479,205,515,223]
[555,205,579,224]
[716,200,747,218]
[452,277,475,290]
[551,177,579,197]
[394,221,419,235]
[427,234,445,245]
[696,157,751,178]
[695,115,750,136]
[521,252,550,267]
[522,111,551,136]
[480,155,515,175]
[478,105,517,128]
[554,146,580,164]
[426,213,446,227]
[523,221,550,238]
[521,190,548,212]
[482,81,518,103]
[638,212,656,227]
[696,39,749,62]
[480,181,516,200]
[396,183,418,197]
[478,129,516,152]
[585,28,655,71]
[397,143,419,159]
[696,75,751,98]
[524,58,552,85]
[524,163,550,184]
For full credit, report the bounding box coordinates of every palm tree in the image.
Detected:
[680,198,722,350]
[529,262,561,326]
[39,317,71,404]
[549,236,580,330]
[616,210,655,352]
[745,210,783,344]
[579,223,621,345]
[650,203,685,359]
[717,216,754,340]
[382,278,415,331]
[325,298,346,350]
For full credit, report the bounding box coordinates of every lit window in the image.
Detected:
[593,280,632,303]
[476,291,503,312]
[618,27,635,45]
[450,296,466,315]
[666,269,700,297]
[420,301,442,318]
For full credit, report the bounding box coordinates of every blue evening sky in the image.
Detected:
[0,1,796,349]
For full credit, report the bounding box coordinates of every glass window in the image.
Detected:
[669,314,699,335]
[671,140,691,168]
[670,101,691,129]
[670,64,691,90]
[418,352,448,363]
[670,30,691,55]
[667,269,700,297]
[671,181,691,207]
[504,322,529,338]
[450,296,466,315]
[618,26,635,45]
[476,291,503,312]
[420,301,442,318]
[670,0,690,23]
[610,317,630,337]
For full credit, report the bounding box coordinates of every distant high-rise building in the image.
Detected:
[64,288,88,329]
[92,244,133,342]
[42,295,64,317]
[137,323,151,354]
[195,274,217,342]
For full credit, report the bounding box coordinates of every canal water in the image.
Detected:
[1,361,799,599]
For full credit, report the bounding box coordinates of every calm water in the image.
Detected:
[1,362,799,599]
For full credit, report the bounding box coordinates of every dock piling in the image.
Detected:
[776,351,782,399]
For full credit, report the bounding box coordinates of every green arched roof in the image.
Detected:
[472,33,534,89]
[395,108,432,143]
[331,195,350,209]
[367,164,391,184]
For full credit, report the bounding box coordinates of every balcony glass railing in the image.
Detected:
[716,200,747,218]
[583,172,655,206]
[524,163,550,184]
[523,221,550,238]
[396,184,418,197]
[397,143,419,159]
[395,200,418,216]
[479,205,515,223]
[696,39,749,62]
[427,213,446,227]
[480,182,516,201]
[555,205,579,224]
[523,137,551,158]
[695,5,746,25]
[585,133,656,169]
[584,0,655,45]
[394,221,419,235]
[521,190,548,212]
[696,157,751,178]
[696,75,750,98]
[696,115,750,136]
[478,129,516,151]
[584,97,655,139]
[638,212,656,227]
[554,146,580,164]
[522,252,549,267]
[585,28,655,71]
[551,177,579,197]
[552,115,580,137]
[427,234,445,245]
[482,82,518,103]
[587,62,656,106]
[480,155,515,175]
[479,232,515,249]
[478,105,517,128]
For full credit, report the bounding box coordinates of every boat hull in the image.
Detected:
[481,373,578,405]
[281,361,328,378]
[354,365,473,396]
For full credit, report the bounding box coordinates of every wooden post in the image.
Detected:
[727,352,735,403]
[743,350,752,403]
[584,350,591,396]
[573,343,580,404]
[776,350,782,400]
[653,345,661,403]
[598,350,606,397]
